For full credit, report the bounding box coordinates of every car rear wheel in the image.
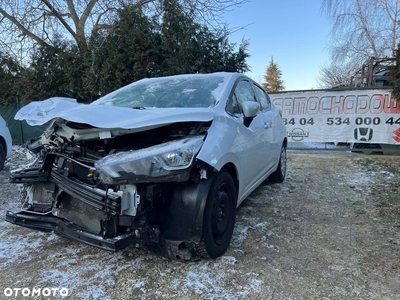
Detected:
[0,144,5,171]
[199,170,236,259]
[269,145,286,183]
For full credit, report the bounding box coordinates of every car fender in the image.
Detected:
[196,115,243,171]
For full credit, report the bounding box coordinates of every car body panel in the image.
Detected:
[197,102,285,205]
[15,97,215,131]
[0,115,12,157]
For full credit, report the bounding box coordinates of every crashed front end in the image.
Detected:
[6,119,211,259]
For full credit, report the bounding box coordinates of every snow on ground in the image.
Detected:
[1,146,398,299]
[0,216,266,299]
[0,146,268,299]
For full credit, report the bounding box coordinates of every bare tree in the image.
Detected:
[316,62,353,88]
[322,0,399,66]
[0,0,249,60]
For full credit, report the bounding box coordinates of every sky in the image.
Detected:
[223,0,331,90]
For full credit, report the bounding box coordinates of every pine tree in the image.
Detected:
[0,54,21,105]
[13,42,85,103]
[263,57,285,92]
[86,5,162,97]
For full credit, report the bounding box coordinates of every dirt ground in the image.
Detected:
[0,149,399,299]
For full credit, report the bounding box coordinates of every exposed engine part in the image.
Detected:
[118,185,141,216]
[7,121,212,260]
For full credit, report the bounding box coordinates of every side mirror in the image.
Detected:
[241,101,260,127]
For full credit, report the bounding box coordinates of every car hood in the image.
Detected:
[15,97,215,130]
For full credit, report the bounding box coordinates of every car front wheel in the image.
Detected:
[199,170,237,259]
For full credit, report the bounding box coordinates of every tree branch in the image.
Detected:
[355,0,378,57]
[0,6,53,49]
[65,0,79,27]
[41,0,79,44]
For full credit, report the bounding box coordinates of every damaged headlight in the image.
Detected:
[95,135,204,183]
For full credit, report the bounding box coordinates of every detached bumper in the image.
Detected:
[5,211,138,251]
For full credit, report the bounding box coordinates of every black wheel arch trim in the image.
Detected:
[160,172,217,242]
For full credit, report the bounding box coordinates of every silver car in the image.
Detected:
[7,72,287,260]
[0,115,12,171]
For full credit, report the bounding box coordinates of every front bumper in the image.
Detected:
[6,210,201,260]
[5,211,140,251]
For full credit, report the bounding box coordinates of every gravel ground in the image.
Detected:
[0,148,399,299]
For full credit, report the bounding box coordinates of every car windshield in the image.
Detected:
[92,75,225,108]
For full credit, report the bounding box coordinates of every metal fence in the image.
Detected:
[288,142,400,154]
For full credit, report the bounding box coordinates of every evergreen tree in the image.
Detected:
[8,1,251,104]
[263,57,285,92]
[86,0,250,96]
[0,54,21,105]
[86,5,162,97]
[13,41,88,104]
[161,0,196,75]
[160,0,249,74]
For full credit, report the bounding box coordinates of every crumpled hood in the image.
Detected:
[15,97,215,129]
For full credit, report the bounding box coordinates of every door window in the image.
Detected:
[226,80,256,115]
[253,84,271,111]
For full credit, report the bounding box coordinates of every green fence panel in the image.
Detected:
[0,101,47,145]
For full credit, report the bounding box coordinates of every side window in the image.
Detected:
[226,80,256,115]
[253,84,271,111]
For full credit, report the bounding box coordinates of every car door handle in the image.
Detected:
[264,123,272,129]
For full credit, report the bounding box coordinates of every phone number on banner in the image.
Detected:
[283,117,400,126]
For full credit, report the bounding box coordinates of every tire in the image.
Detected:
[0,143,5,171]
[199,170,237,259]
[269,145,286,183]
[351,143,382,155]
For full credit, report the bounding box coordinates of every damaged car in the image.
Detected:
[6,72,287,260]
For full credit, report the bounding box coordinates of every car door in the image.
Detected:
[252,83,282,172]
[226,79,271,194]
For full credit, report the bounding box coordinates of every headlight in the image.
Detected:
[95,136,204,183]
